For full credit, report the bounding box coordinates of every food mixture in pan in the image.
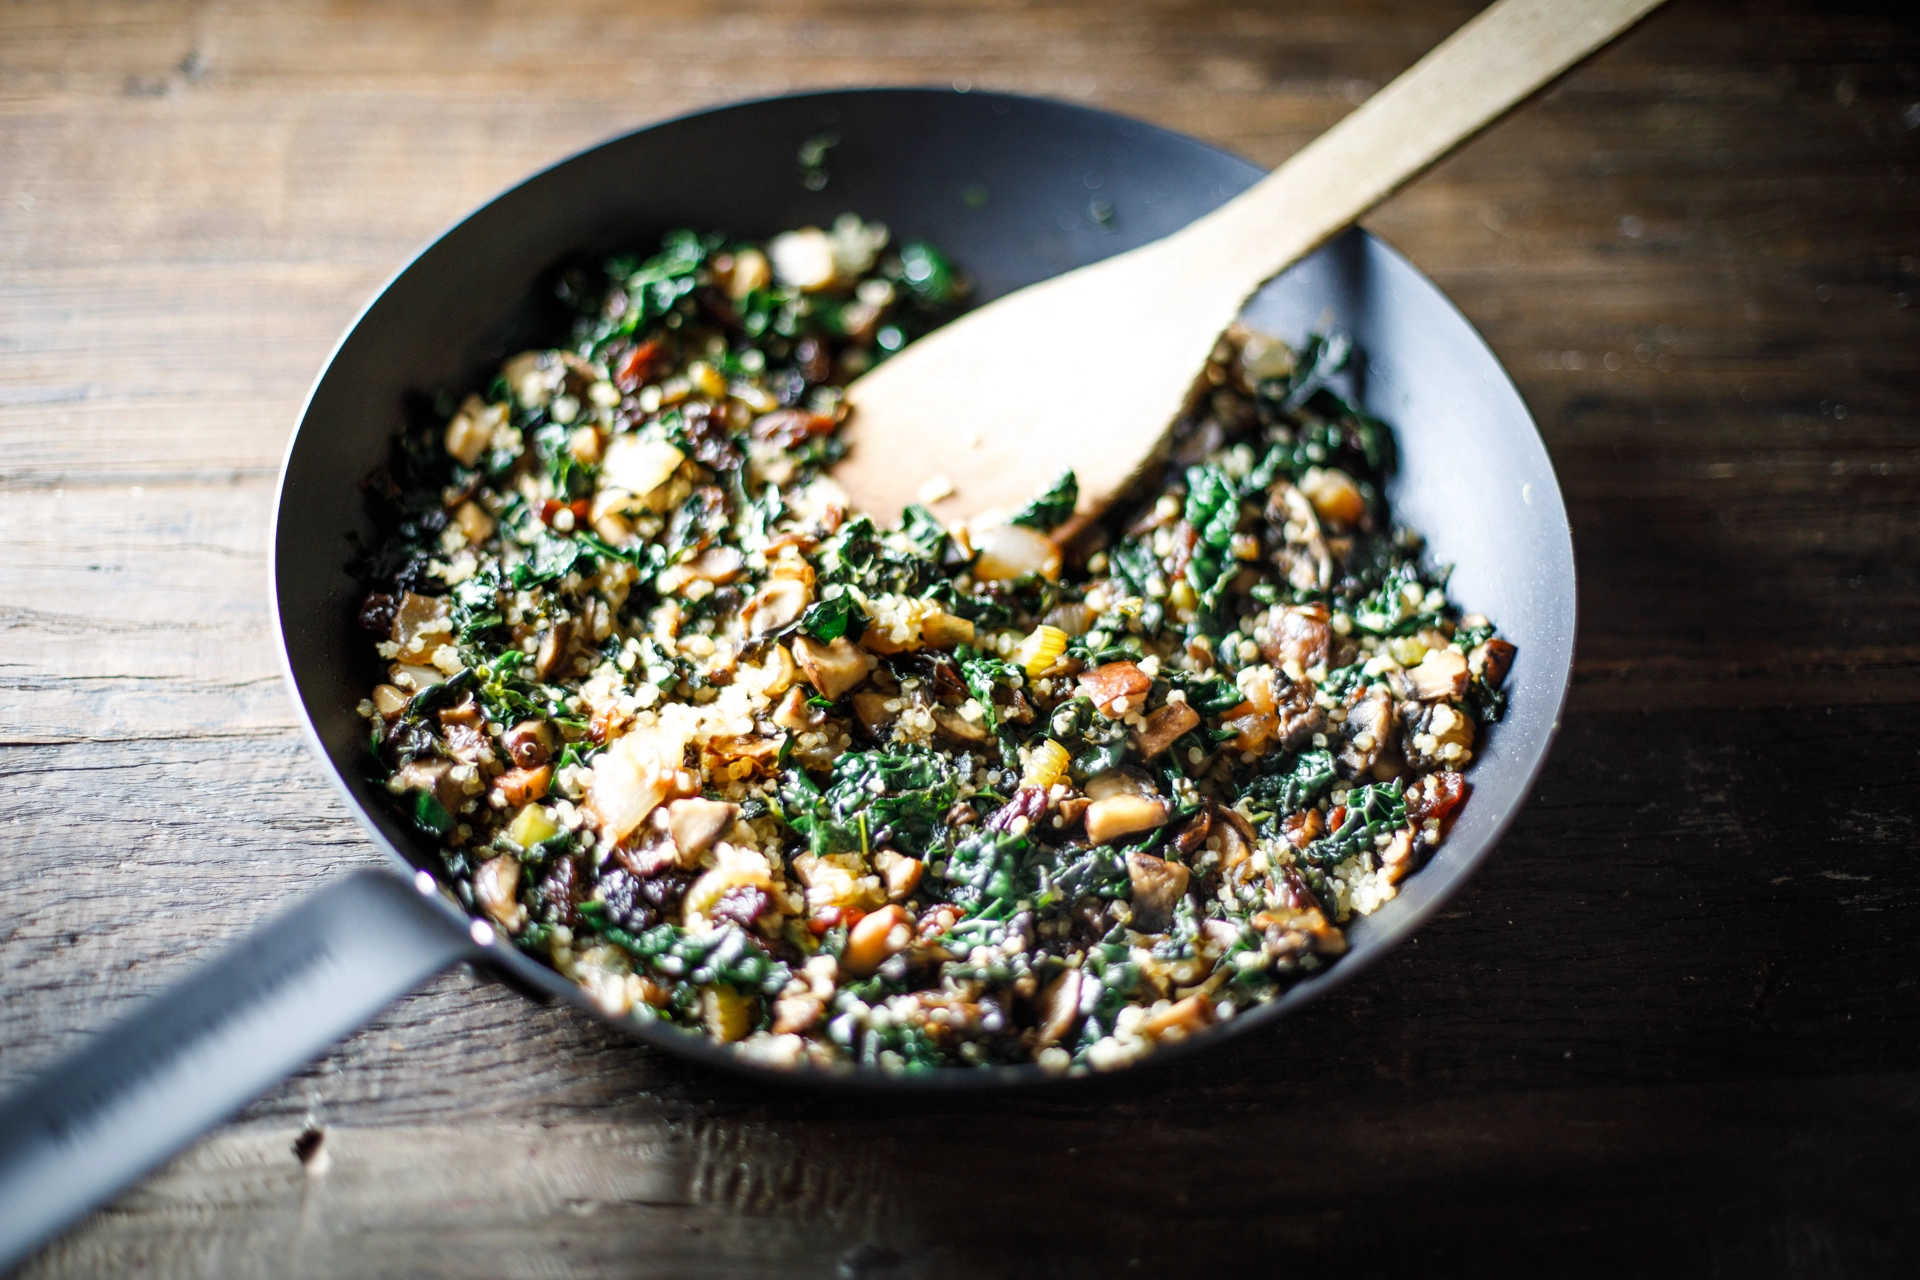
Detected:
[354,217,1515,1073]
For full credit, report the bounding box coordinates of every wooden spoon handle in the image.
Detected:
[1162,0,1666,290]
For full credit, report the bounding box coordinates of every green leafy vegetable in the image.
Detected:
[1009,470,1079,531]
[800,593,867,643]
[942,828,1031,912]
[780,748,961,857]
[1246,749,1337,814]
[1300,780,1407,866]
[1182,463,1244,630]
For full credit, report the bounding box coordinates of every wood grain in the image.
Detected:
[3,0,1918,1275]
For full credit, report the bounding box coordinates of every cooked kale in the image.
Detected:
[353,216,1508,1075]
[1009,470,1079,531]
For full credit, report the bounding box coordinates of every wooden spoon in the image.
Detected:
[834,0,1665,525]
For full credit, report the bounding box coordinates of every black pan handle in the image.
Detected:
[0,868,480,1272]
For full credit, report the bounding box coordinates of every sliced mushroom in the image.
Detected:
[792,634,869,701]
[1297,466,1366,526]
[1170,806,1213,858]
[535,619,575,681]
[1272,680,1327,752]
[1472,637,1517,688]
[842,905,913,977]
[1078,660,1152,718]
[699,734,781,779]
[1281,807,1326,850]
[931,705,991,745]
[390,591,452,658]
[392,758,462,811]
[503,718,557,767]
[1132,700,1200,759]
[1215,806,1257,872]
[1035,969,1084,1047]
[1261,602,1331,673]
[659,545,746,594]
[852,690,895,737]
[1251,903,1347,958]
[918,608,977,650]
[1337,687,1397,779]
[1267,482,1333,594]
[1406,647,1469,701]
[1125,853,1191,933]
[741,577,812,638]
[492,765,551,809]
[1140,994,1213,1041]
[771,685,827,733]
[667,797,738,860]
[872,849,924,901]
[1085,791,1171,847]
[473,855,526,932]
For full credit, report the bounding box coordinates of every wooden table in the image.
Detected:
[4,1,1917,1274]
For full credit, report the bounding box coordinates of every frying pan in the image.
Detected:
[0,88,1575,1268]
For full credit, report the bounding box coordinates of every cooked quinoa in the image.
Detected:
[353,216,1515,1074]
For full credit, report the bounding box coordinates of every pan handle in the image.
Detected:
[0,868,480,1272]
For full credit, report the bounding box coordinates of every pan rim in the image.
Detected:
[270,85,1576,1091]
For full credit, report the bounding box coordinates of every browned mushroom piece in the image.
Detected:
[392,758,463,812]
[792,634,869,701]
[1170,805,1214,858]
[700,733,782,779]
[1406,647,1469,701]
[851,690,894,737]
[1252,902,1348,958]
[472,855,526,932]
[616,825,683,878]
[1472,637,1517,688]
[1035,968,1084,1047]
[1281,807,1326,849]
[1132,700,1200,759]
[931,705,991,745]
[1077,660,1152,717]
[1337,686,1397,778]
[667,797,737,859]
[872,849,924,901]
[437,695,483,727]
[771,685,827,733]
[1266,483,1334,595]
[390,590,451,651]
[1402,699,1476,769]
[1141,994,1213,1040]
[1084,771,1170,846]
[503,718,558,767]
[441,720,492,765]
[535,618,575,680]
[1125,852,1191,932]
[1272,680,1327,751]
[492,764,551,809]
[1262,601,1331,672]
[740,577,812,638]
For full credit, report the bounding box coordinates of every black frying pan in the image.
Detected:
[0,88,1576,1269]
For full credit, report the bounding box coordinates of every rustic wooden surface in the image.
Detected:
[3,0,1918,1275]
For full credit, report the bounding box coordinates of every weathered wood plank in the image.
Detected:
[18,1073,1920,1278]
